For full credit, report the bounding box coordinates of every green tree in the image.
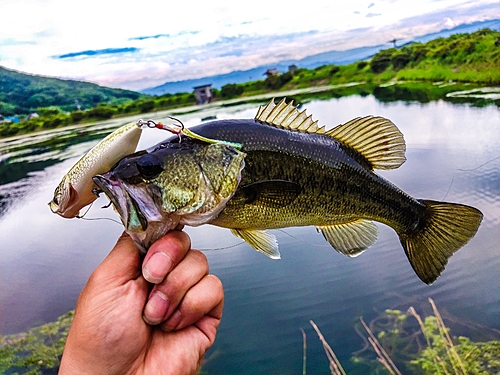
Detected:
[139,100,155,113]
[370,48,396,73]
[221,84,244,98]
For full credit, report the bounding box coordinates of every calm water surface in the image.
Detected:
[1,96,499,374]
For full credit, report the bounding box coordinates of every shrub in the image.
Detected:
[86,105,115,120]
[221,84,244,98]
[357,61,368,70]
[139,100,155,113]
[370,48,396,73]
[70,110,85,123]
[392,49,412,70]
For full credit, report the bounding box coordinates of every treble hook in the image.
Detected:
[136,117,242,150]
[136,118,185,141]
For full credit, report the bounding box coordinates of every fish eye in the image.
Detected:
[136,154,163,180]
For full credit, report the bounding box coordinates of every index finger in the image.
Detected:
[142,230,191,284]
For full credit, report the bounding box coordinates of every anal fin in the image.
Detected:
[316,220,378,257]
[230,229,281,259]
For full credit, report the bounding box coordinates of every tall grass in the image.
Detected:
[308,298,500,375]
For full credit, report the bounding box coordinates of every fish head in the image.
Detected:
[92,140,246,251]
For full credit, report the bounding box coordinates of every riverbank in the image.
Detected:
[1,80,499,142]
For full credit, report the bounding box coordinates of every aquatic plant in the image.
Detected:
[310,299,500,375]
[0,311,73,375]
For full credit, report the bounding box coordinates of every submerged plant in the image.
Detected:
[0,311,74,375]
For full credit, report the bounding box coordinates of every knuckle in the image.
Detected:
[189,250,209,269]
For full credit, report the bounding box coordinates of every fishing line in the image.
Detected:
[276,229,331,248]
[441,174,455,201]
[457,155,500,172]
[75,202,94,219]
[78,216,123,225]
[198,242,245,251]
[75,201,122,225]
[442,155,500,200]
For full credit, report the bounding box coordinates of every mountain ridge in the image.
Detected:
[142,18,500,95]
[0,66,143,115]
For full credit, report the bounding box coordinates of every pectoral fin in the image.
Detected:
[232,180,301,208]
[316,220,378,257]
[230,229,281,259]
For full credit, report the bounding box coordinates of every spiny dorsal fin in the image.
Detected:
[316,220,378,257]
[255,98,326,134]
[326,116,406,170]
[230,229,281,259]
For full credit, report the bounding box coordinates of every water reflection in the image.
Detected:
[0,96,499,374]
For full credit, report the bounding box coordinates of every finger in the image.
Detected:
[160,274,224,337]
[143,250,208,325]
[142,230,191,284]
[89,232,141,285]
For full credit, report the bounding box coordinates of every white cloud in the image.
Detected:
[0,0,499,90]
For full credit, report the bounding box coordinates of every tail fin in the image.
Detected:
[401,200,483,285]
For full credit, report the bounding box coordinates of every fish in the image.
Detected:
[49,122,142,218]
[92,98,483,284]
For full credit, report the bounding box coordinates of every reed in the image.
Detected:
[307,298,500,374]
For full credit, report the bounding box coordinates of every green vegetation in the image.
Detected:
[2,299,499,374]
[0,311,73,375]
[0,66,143,115]
[1,28,499,138]
[0,92,198,137]
[311,298,500,375]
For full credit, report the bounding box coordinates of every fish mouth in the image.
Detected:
[92,174,177,251]
[92,174,128,226]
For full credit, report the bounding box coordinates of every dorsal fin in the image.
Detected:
[326,116,406,170]
[255,98,406,170]
[255,98,326,134]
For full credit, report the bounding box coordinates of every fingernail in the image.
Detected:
[143,252,172,284]
[161,310,183,332]
[143,291,169,325]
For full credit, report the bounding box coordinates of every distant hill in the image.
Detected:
[143,18,500,95]
[141,45,386,96]
[0,66,143,115]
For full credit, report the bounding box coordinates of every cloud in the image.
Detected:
[55,47,140,59]
[129,30,200,41]
[0,38,36,47]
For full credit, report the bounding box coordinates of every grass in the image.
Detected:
[308,299,500,375]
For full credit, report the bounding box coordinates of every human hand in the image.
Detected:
[59,231,224,375]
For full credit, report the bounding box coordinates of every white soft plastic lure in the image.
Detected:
[49,122,142,218]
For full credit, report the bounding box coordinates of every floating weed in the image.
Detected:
[0,311,74,375]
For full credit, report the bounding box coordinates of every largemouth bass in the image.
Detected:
[93,99,482,284]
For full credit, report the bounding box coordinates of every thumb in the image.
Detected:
[92,232,142,284]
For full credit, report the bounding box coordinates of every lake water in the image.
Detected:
[1,95,499,374]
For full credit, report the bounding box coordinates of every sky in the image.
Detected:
[1,0,499,91]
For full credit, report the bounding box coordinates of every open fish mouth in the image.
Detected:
[92,174,130,226]
[93,174,164,232]
[93,173,179,252]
